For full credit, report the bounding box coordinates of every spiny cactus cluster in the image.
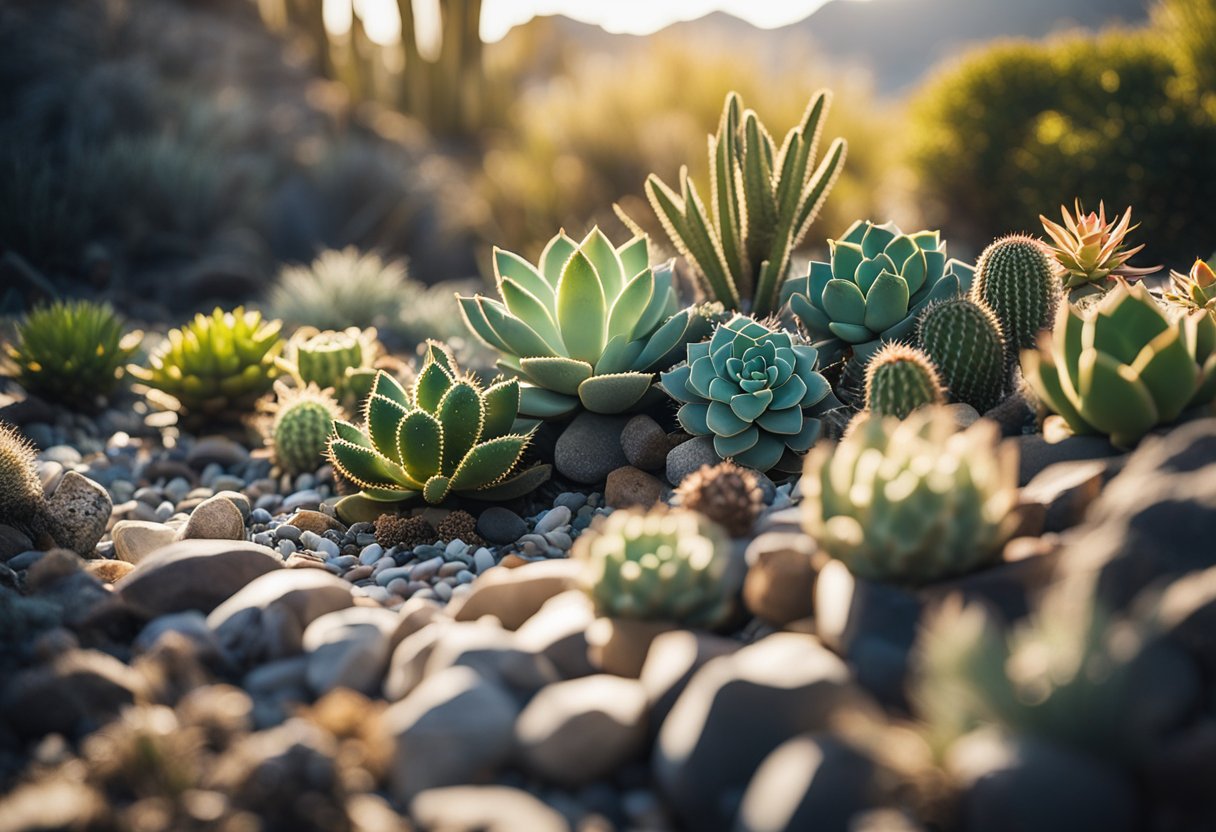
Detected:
[864,342,945,418]
[674,461,765,538]
[269,383,343,476]
[128,307,283,423]
[5,300,141,408]
[917,295,1008,413]
[575,507,738,629]
[0,421,46,541]
[972,234,1059,352]
[802,408,1019,585]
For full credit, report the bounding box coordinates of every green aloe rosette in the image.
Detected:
[458,227,721,420]
[784,219,974,365]
[660,315,839,474]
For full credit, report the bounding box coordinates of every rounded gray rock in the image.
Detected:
[665,435,721,486]
[555,412,629,484]
[621,414,669,471]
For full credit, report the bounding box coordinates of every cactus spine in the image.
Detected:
[271,385,343,475]
[918,296,1007,413]
[865,343,946,419]
[0,421,47,540]
[972,234,1059,353]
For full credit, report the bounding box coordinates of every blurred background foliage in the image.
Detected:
[0,0,1212,320]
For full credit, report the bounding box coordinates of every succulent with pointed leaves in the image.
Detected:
[660,315,839,474]
[1164,259,1216,314]
[326,342,550,510]
[1039,200,1159,291]
[1022,280,1216,448]
[784,219,974,365]
[458,227,722,419]
[632,90,847,316]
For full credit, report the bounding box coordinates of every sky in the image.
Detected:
[328,0,848,48]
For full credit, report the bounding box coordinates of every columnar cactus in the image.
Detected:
[1022,280,1216,448]
[638,90,847,315]
[802,408,1019,585]
[326,342,550,506]
[972,234,1059,352]
[270,384,343,475]
[458,228,721,419]
[127,307,282,422]
[574,507,738,629]
[784,220,974,365]
[864,342,946,419]
[5,300,141,408]
[660,315,839,474]
[917,296,1008,413]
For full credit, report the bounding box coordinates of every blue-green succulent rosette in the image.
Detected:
[660,315,840,474]
[783,219,975,366]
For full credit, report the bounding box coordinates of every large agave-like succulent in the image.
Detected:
[802,408,1018,586]
[457,228,720,419]
[1040,200,1159,291]
[1022,280,1216,448]
[127,307,282,421]
[660,315,838,474]
[1164,259,1216,314]
[5,299,141,408]
[784,219,973,364]
[326,342,550,508]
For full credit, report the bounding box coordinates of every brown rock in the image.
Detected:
[85,560,135,583]
[448,559,582,629]
[42,471,111,556]
[176,493,246,541]
[111,520,176,563]
[286,509,347,536]
[587,616,676,678]
[742,532,818,626]
[117,540,283,617]
[604,466,665,509]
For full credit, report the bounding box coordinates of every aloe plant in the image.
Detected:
[634,91,846,316]
[457,227,720,419]
[327,342,550,508]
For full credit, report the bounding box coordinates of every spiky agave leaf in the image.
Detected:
[1039,200,1159,290]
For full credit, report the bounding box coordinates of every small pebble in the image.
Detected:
[433,582,452,601]
[251,508,273,525]
[411,556,444,582]
[376,566,413,586]
[473,548,496,574]
[534,505,572,535]
[275,525,301,542]
[359,544,384,566]
[315,539,340,559]
[277,540,297,558]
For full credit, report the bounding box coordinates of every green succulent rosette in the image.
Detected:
[457,227,721,420]
[660,314,838,474]
[784,219,974,364]
[1022,280,1216,449]
[327,341,550,511]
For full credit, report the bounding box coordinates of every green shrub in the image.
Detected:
[906,29,1216,267]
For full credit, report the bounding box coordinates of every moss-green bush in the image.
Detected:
[906,28,1216,267]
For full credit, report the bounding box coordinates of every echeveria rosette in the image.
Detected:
[783,219,974,365]
[660,315,839,474]
[457,227,720,420]
[326,342,551,512]
[1022,280,1216,449]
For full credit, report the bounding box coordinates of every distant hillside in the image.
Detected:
[501,0,1152,96]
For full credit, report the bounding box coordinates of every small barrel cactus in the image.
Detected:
[1164,259,1216,313]
[864,342,945,418]
[674,461,765,538]
[972,234,1059,352]
[5,300,141,408]
[802,408,1019,585]
[127,307,283,422]
[0,421,46,540]
[270,383,343,475]
[1022,280,1216,448]
[917,296,1008,413]
[660,314,839,474]
[279,326,380,403]
[327,341,551,509]
[574,507,738,629]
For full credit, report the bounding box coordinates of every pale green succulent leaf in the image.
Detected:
[519,356,593,395]
[481,378,522,438]
[577,372,654,414]
[556,250,607,364]
[539,231,579,286]
[494,248,554,308]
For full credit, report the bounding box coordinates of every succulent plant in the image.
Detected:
[972,234,1059,352]
[1022,280,1216,448]
[802,408,1019,585]
[660,315,839,474]
[326,341,550,509]
[917,296,1008,413]
[1164,258,1216,313]
[457,228,721,419]
[374,514,437,550]
[785,220,974,365]
[674,461,765,538]
[634,90,846,315]
[1040,200,1159,291]
[278,325,381,404]
[268,248,409,331]
[864,342,945,419]
[269,383,343,475]
[0,421,46,540]
[127,307,283,422]
[574,507,738,629]
[5,299,141,408]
